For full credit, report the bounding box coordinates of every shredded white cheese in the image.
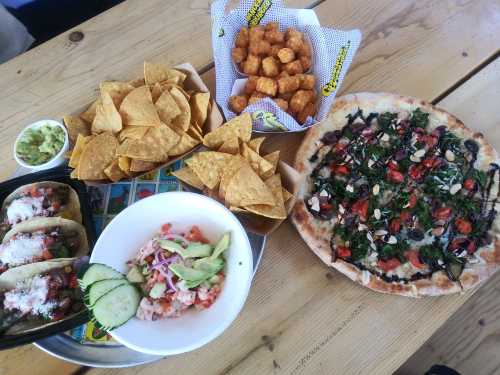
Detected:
[6,196,45,225]
[3,276,56,317]
[0,234,46,266]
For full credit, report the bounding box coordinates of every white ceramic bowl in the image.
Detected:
[89,192,253,356]
[13,119,69,171]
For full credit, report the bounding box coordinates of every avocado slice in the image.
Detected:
[183,243,213,258]
[169,263,211,282]
[211,232,231,259]
[126,265,145,283]
[157,239,184,254]
[149,282,166,299]
[193,257,224,275]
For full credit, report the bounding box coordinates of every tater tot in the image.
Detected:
[242,54,261,75]
[262,56,280,77]
[249,40,271,56]
[265,22,279,31]
[273,98,288,112]
[244,75,259,95]
[231,47,247,64]
[249,25,265,42]
[248,92,267,105]
[256,77,278,97]
[290,90,314,113]
[298,41,312,57]
[277,76,300,94]
[229,95,248,114]
[297,102,316,124]
[284,59,304,75]
[286,36,303,53]
[278,70,290,79]
[285,28,303,41]
[235,27,249,48]
[277,47,295,63]
[269,43,284,57]
[265,29,285,44]
[299,74,316,90]
[279,92,293,102]
[299,55,312,71]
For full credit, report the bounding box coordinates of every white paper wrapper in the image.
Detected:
[211,0,362,132]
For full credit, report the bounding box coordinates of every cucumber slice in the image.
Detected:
[86,279,128,307]
[79,263,124,291]
[92,284,141,331]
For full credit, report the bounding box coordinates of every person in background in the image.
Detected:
[0,3,33,63]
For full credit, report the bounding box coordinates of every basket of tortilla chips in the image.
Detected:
[173,112,301,235]
[63,62,223,183]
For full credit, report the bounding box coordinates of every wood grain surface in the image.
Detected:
[0,0,498,374]
[397,57,500,375]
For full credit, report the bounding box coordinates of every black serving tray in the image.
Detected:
[0,166,95,349]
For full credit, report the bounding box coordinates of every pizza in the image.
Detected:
[292,92,500,297]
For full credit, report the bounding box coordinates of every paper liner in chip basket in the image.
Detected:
[211,0,362,133]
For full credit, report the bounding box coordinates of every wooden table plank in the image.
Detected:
[397,57,500,375]
[0,0,498,374]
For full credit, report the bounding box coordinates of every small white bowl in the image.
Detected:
[13,119,69,171]
[90,192,253,356]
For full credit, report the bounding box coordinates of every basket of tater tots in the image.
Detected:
[211,0,362,132]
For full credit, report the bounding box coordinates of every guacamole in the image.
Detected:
[16,124,65,165]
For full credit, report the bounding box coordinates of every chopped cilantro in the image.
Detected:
[415,200,433,230]
[410,108,429,129]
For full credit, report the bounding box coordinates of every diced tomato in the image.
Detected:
[43,236,55,246]
[389,218,401,233]
[408,194,417,209]
[42,249,53,260]
[377,258,401,272]
[405,250,425,269]
[161,223,171,234]
[157,272,166,282]
[463,178,475,191]
[145,255,154,263]
[387,169,404,183]
[409,164,424,181]
[351,199,369,221]
[423,134,438,148]
[333,165,349,175]
[398,128,406,135]
[51,201,61,211]
[467,241,477,254]
[337,246,351,258]
[387,161,399,171]
[455,217,472,234]
[400,210,411,222]
[186,225,209,243]
[30,186,41,197]
[433,207,452,220]
[450,238,466,250]
[69,273,79,289]
[320,203,333,211]
[335,142,347,152]
[422,157,436,169]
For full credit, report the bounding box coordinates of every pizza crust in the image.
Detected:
[292,92,500,297]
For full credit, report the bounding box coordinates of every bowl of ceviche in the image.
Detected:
[84,191,253,355]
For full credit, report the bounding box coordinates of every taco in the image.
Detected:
[1,182,82,227]
[0,258,85,336]
[0,217,88,275]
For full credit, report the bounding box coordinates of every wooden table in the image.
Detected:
[0,1,498,374]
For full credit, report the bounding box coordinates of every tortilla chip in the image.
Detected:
[203,112,252,148]
[104,159,127,182]
[217,137,239,155]
[169,87,191,133]
[241,143,273,177]
[244,174,287,219]
[100,81,135,107]
[187,123,204,142]
[192,120,203,135]
[168,132,200,156]
[68,134,92,168]
[70,168,79,179]
[117,123,179,162]
[63,115,90,143]
[80,99,100,123]
[118,156,131,175]
[156,90,181,125]
[172,166,205,190]
[282,188,293,203]
[247,137,265,154]
[225,163,275,207]
[261,150,280,179]
[150,82,163,103]
[118,126,149,141]
[78,133,118,180]
[190,92,210,128]
[229,206,250,213]
[119,85,161,126]
[129,77,145,88]
[130,159,158,172]
[92,91,123,134]
[219,155,247,198]
[185,152,233,190]
[144,62,187,86]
